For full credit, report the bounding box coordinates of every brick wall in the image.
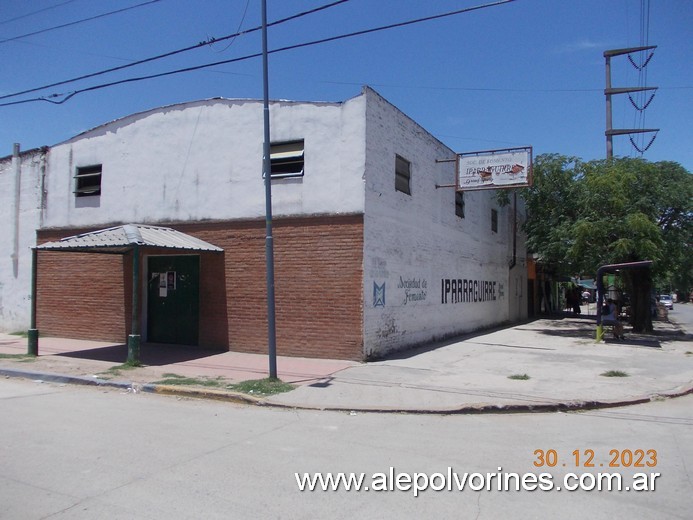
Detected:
[35,214,364,360]
[198,251,229,348]
[179,214,364,360]
[36,249,128,342]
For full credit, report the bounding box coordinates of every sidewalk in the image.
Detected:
[1,315,692,413]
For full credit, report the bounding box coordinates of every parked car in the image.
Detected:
[659,294,674,310]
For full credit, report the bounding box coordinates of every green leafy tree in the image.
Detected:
[522,154,692,332]
[651,161,693,300]
[522,154,585,275]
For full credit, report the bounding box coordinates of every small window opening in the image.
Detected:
[270,140,304,178]
[455,191,465,218]
[395,155,411,195]
[74,165,102,197]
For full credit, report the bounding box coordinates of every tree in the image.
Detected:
[651,161,693,300]
[522,154,692,332]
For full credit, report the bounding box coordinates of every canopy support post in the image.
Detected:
[127,245,141,364]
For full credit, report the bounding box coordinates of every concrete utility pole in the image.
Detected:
[604,46,658,158]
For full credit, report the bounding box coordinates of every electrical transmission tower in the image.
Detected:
[604,45,658,159]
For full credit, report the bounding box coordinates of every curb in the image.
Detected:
[150,384,262,405]
[2,366,692,415]
[262,384,693,415]
[0,367,133,391]
[0,367,263,406]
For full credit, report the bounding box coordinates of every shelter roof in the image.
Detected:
[35,224,223,254]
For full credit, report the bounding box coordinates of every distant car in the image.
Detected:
[659,295,674,310]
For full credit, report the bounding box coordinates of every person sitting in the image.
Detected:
[602,299,625,339]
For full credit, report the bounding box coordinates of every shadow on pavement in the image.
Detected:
[521,326,596,340]
[602,337,662,349]
[56,343,226,366]
[523,314,686,347]
[509,316,600,341]
[647,330,693,343]
[380,313,685,362]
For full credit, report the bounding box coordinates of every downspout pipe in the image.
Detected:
[509,191,517,269]
[12,143,20,277]
[27,248,39,355]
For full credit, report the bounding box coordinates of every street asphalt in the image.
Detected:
[1,311,691,414]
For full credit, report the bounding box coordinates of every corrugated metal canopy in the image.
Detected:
[35,224,223,254]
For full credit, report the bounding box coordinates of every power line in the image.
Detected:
[0,0,79,26]
[210,0,251,54]
[0,0,351,102]
[630,0,653,157]
[0,0,163,44]
[324,80,691,93]
[322,80,603,93]
[9,37,138,63]
[1,0,517,107]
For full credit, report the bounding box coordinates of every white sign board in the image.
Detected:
[457,147,532,191]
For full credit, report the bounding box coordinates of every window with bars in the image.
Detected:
[74,165,102,197]
[491,208,498,233]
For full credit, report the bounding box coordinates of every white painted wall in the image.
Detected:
[361,88,527,358]
[1,88,527,351]
[40,97,367,230]
[1,96,367,333]
[0,147,46,332]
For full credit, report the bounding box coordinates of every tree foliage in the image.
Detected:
[522,154,692,330]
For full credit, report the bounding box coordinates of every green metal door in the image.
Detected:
[147,256,200,345]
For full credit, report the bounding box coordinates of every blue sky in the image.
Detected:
[1,0,691,170]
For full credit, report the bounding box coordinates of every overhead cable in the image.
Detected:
[0,0,162,44]
[0,0,350,102]
[1,0,516,107]
[0,0,79,26]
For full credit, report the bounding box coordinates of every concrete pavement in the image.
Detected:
[1,313,692,413]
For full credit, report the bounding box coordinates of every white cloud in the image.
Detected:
[554,39,608,54]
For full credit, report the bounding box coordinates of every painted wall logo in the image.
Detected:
[441,278,501,304]
[373,282,386,307]
[398,276,427,305]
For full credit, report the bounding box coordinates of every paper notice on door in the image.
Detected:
[159,273,167,297]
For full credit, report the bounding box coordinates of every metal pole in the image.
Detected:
[262,0,278,379]
[605,54,613,159]
[604,46,657,159]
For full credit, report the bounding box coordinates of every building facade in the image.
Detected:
[0,87,527,360]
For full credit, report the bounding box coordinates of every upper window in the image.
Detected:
[455,191,465,218]
[270,140,304,178]
[74,165,102,197]
[395,154,411,195]
[491,208,498,233]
